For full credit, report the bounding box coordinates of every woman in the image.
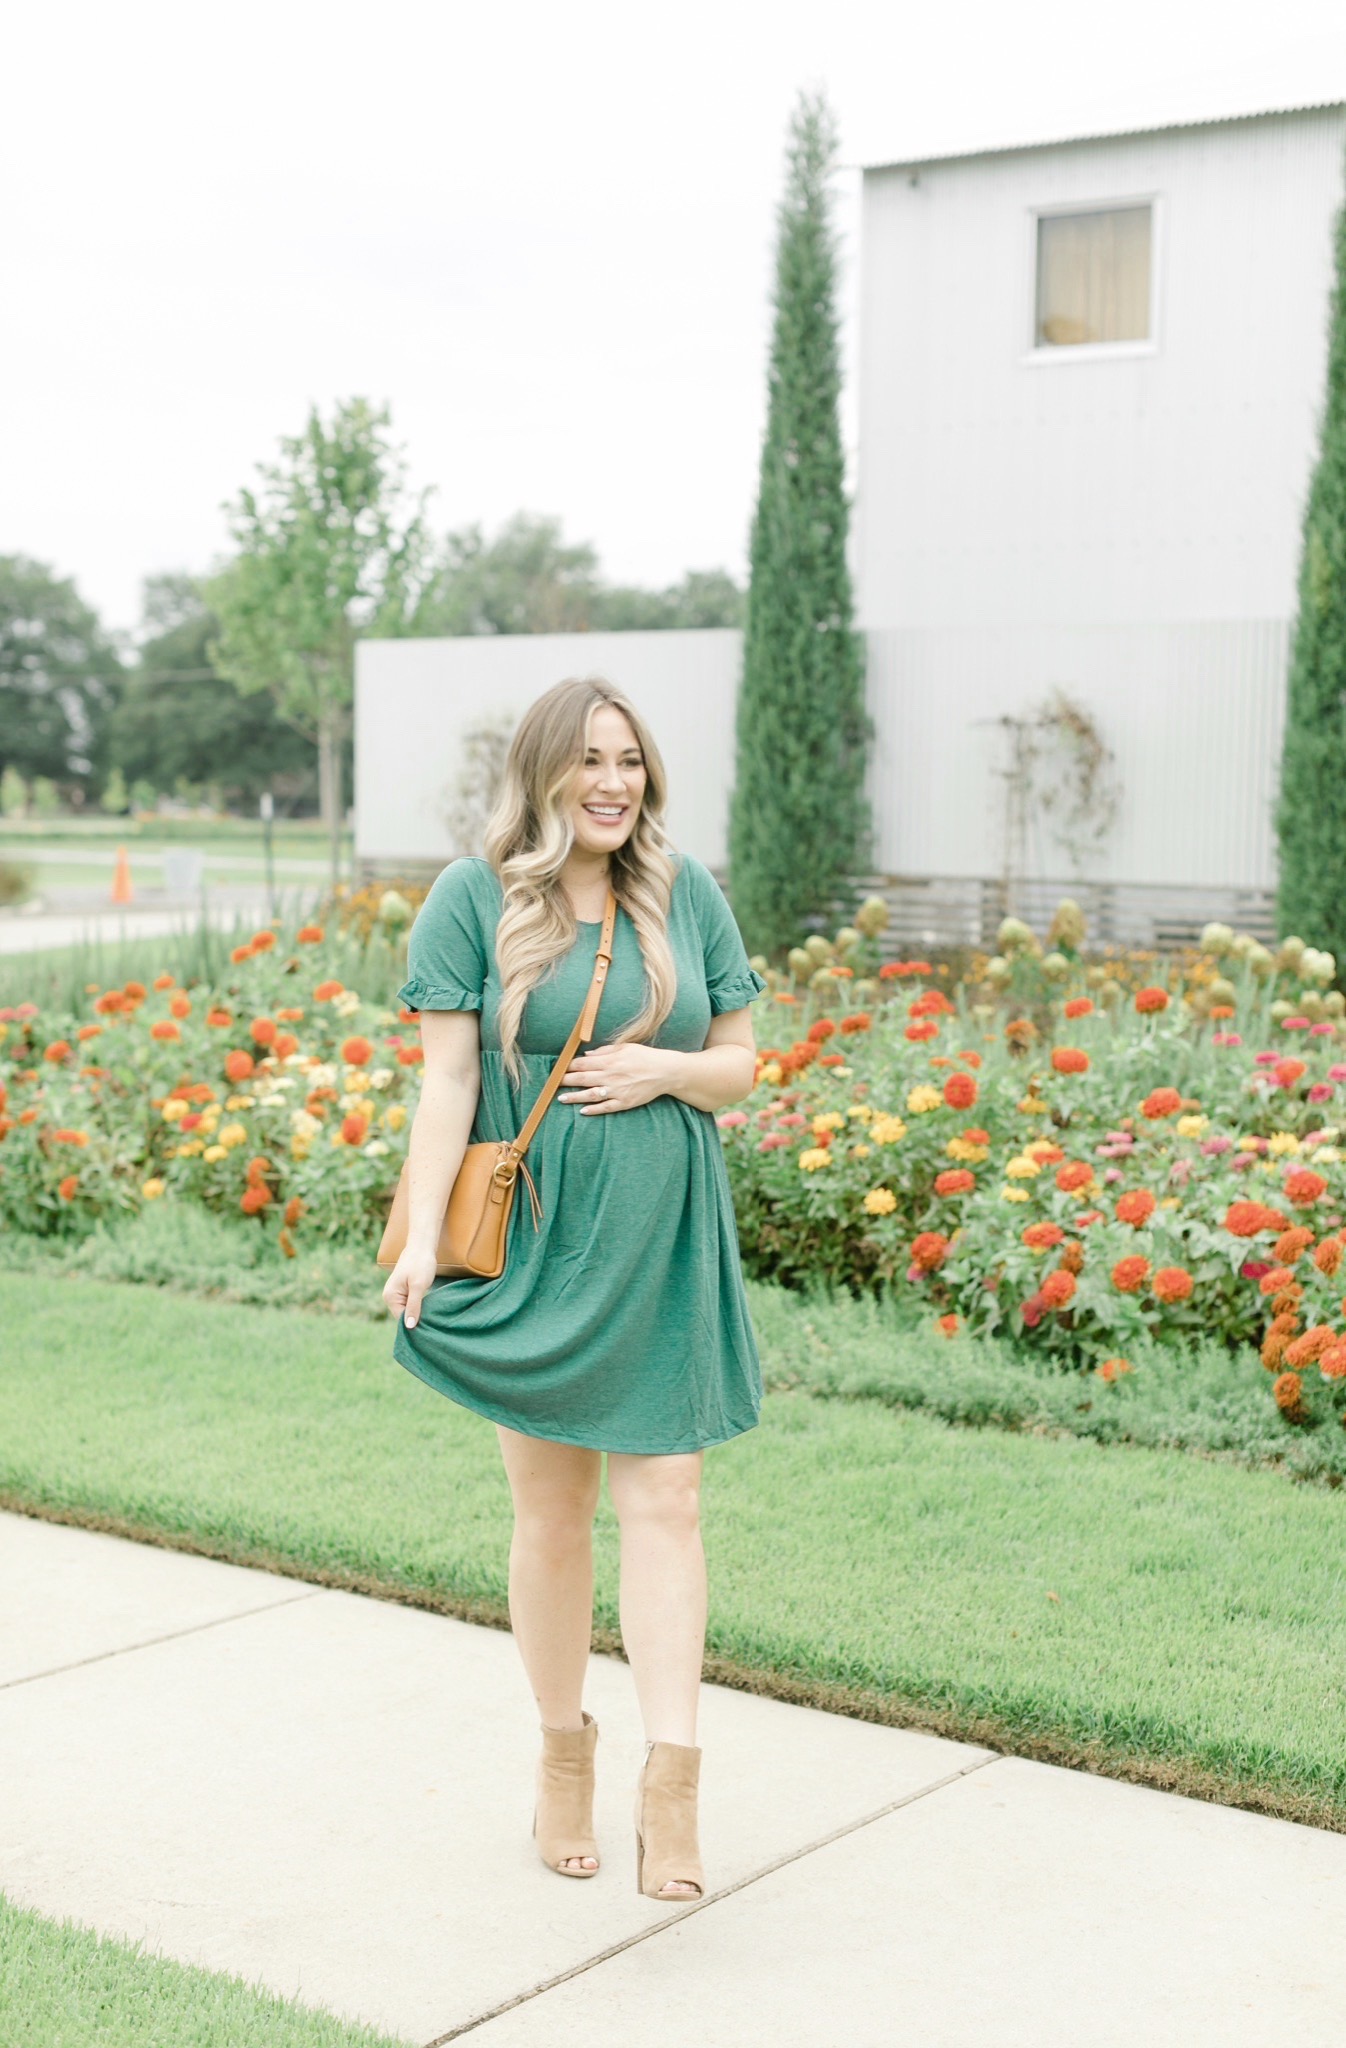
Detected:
[381,675,767,1903]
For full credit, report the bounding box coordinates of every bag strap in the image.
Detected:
[509,886,618,1160]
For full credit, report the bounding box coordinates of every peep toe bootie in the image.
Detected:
[634,1740,705,1901]
[533,1712,600,1877]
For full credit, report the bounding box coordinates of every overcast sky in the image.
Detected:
[5,0,1345,638]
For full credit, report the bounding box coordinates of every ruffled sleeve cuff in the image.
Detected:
[708,967,769,1016]
[395,977,484,1015]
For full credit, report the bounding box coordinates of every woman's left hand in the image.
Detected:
[558,1043,676,1113]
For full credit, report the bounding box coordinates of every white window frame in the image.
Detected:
[1020,191,1163,366]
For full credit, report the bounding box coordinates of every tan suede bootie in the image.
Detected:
[533,1712,600,1877]
[633,1739,704,1901]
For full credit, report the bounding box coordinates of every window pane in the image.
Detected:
[1035,205,1151,347]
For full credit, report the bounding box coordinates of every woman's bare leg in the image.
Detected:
[495,1424,603,1873]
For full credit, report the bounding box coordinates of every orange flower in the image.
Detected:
[839,1012,871,1034]
[906,1020,939,1043]
[224,1049,255,1082]
[1273,1228,1315,1264]
[1031,1143,1064,1164]
[245,1155,272,1184]
[1209,1004,1235,1020]
[93,990,126,1015]
[398,1006,419,1024]
[1224,1201,1286,1238]
[340,1114,368,1146]
[958,1050,982,1068]
[1275,1058,1307,1088]
[806,1019,837,1043]
[18,1107,38,1125]
[1005,1017,1036,1047]
[1320,1344,1346,1380]
[250,930,277,951]
[1040,1270,1076,1309]
[396,1045,424,1066]
[1285,1168,1329,1207]
[943,1073,978,1111]
[1272,1370,1303,1416]
[152,972,174,991]
[937,1313,959,1337]
[123,982,147,1003]
[297,925,325,943]
[1056,1161,1093,1194]
[1023,1221,1066,1251]
[1284,1325,1340,1368]
[1097,1357,1133,1381]
[169,994,191,1019]
[341,1036,374,1066]
[1135,986,1169,1014]
[51,1128,89,1146]
[1111,1255,1151,1293]
[230,944,253,965]
[962,1127,990,1145]
[277,1007,305,1022]
[283,1195,304,1227]
[43,1040,72,1063]
[149,1020,180,1042]
[1258,1266,1298,1296]
[910,1231,950,1272]
[1115,1189,1156,1229]
[1152,1266,1194,1304]
[1314,1239,1343,1277]
[279,1226,297,1258]
[250,1017,277,1047]
[1052,1047,1089,1075]
[77,1024,102,1042]
[935,1168,976,1196]
[274,1032,299,1060]
[313,980,344,1002]
[57,1174,79,1201]
[206,1008,233,1028]
[240,1185,272,1214]
[1063,997,1093,1019]
[1059,1241,1086,1275]
[1140,1087,1181,1119]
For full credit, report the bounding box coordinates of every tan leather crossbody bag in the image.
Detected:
[376,887,618,1281]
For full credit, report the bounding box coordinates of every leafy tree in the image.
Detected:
[100,765,129,814]
[412,512,744,635]
[728,92,873,958]
[109,576,316,812]
[0,556,124,799]
[208,399,430,880]
[0,765,27,817]
[1277,160,1346,961]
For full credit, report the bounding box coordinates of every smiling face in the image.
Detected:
[568,702,646,855]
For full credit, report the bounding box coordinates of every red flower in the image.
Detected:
[340,1114,368,1146]
[1284,1168,1329,1207]
[1063,997,1093,1019]
[935,1169,976,1196]
[1056,1161,1093,1194]
[57,1174,79,1201]
[1115,1189,1156,1229]
[806,1019,837,1043]
[1135,987,1169,1014]
[224,1049,255,1082]
[43,1040,72,1063]
[1052,1047,1089,1075]
[1152,1266,1194,1304]
[910,1231,950,1272]
[149,1020,180,1042]
[839,1012,872,1034]
[958,1050,982,1068]
[905,1020,939,1042]
[1040,1270,1076,1310]
[962,1127,990,1145]
[398,1006,419,1023]
[937,1313,960,1337]
[1111,1255,1151,1293]
[1023,1221,1066,1251]
[250,1017,277,1047]
[1275,1058,1307,1088]
[1140,1087,1182,1119]
[396,1045,424,1066]
[943,1073,978,1110]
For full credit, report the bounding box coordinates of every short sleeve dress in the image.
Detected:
[391,850,769,1454]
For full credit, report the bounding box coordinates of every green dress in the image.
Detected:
[391,850,768,1453]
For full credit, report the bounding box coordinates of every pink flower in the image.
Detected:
[1310,1022,1336,1037]
[1103,1166,1124,1183]
[1201,1135,1233,1156]
[1096,1142,1134,1158]
[1329,1065,1346,1082]
[1254,1051,1280,1067]
[1304,1129,1330,1146]
[1240,1260,1272,1280]
[1105,1131,1135,1146]
[757,1132,793,1151]
[717,1110,749,1128]
[778,1113,807,1128]
[1281,1017,1312,1031]
[1309,1083,1334,1103]
[1169,1159,1192,1186]
[1213,1032,1243,1047]
[1230,1152,1257,1172]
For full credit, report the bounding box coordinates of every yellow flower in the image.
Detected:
[383,1103,408,1132]
[906,1086,942,1115]
[847,1103,874,1123]
[218,1122,249,1149]
[343,1069,373,1092]
[850,1143,872,1159]
[870,1116,908,1145]
[1160,1195,1181,1208]
[828,1064,853,1078]
[760,1061,783,1087]
[199,1107,221,1131]
[1000,1185,1030,1203]
[141,1178,166,1199]
[1176,1114,1208,1138]
[160,1098,187,1122]
[1005,1154,1042,1178]
[339,1092,374,1119]
[290,1136,314,1160]
[1259,1159,1282,1176]
[202,1144,227,1163]
[225,1093,255,1110]
[811,1111,846,1134]
[1017,1097,1049,1116]
[175,1139,205,1157]
[1312,1144,1343,1163]
[1268,1131,1301,1156]
[946,1138,990,1163]
[862,1187,897,1215]
[1236,1135,1262,1152]
[798,1147,833,1171]
[1025,1138,1059,1158]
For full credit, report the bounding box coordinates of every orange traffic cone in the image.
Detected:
[110,846,134,905]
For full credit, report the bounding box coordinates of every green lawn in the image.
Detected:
[0,1894,409,2048]
[4,1272,1345,1829]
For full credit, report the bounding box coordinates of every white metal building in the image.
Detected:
[356,99,1346,948]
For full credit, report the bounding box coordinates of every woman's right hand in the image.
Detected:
[382,1246,441,1330]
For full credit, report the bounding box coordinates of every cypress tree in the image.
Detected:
[1276,158,1346,960]
[728,91,872,959]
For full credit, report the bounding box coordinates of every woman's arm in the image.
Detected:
[382,1009,481,1328]
[560,1009,757,1118]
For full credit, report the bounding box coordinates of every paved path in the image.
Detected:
[3,1508,1344,2046]
[0,895,275,955]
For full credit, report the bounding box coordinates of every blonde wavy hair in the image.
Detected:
[482,676,679,1084]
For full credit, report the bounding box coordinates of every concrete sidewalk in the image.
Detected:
[2,1509,1343,2047]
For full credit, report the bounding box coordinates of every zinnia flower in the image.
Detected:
[1023,1221,1066,1251]
[840,1012,871,1034]
[1224,1200,1284,1238]
[141,1178,166,1199]
[806,1018,837,1043]
[1284,1168,1329,1207]
[1140,1087,1182,1119]
[1152,1266,1194,1304]
[1272,1370,1303,1416]
[934,1169,975,1196]
[1052,1047,1089,1075]
[51,1128,89,1146]
[1273,1227,1315,1264]
[1135,986,1169,1014]
[297,924,325,943]
[1056,1161,1093,1194]
[937,1313,960,1337]
[1096,1358,1133,1382]
[1115,1189,1156,1228]
[250,1017,277,1047]
[250,930,277,952]
[905,1020,938,1042]
[224,1049,255,1083]
[1313,1239,1343,1277]
[313,980,344,1002]
[1284,1326,1339,1368]
[396,1046,424,1066]
[57,1174,78,1202]
[43,1040,72,1063]
[943,1073,978,1110]
[240,1185,272,1214]
[1111,1256,1151,1293]
[149,1020,180,1043]
[909,1231,949,1272]
[907,1086,942,1114]
[169,994,191,1019]
[862,1187,897,1215]
[340,1115,369,1146]
[207,1008,233,1028]
[1040,1270,1076,1309]
[1064,997,1094,1019]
